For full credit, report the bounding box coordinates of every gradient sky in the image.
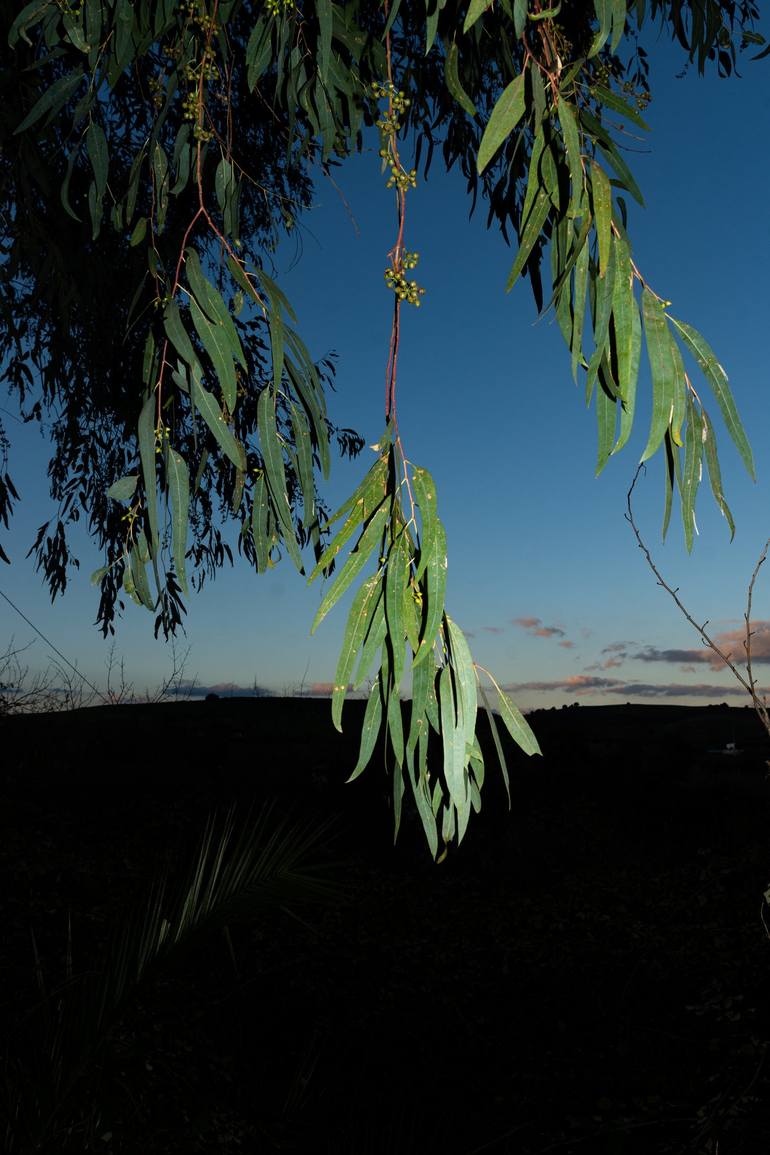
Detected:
[2,29,769,710]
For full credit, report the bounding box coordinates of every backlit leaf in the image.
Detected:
[138,392,159,561]
[347,675,383,782]
[445,41,476,117]
[477,72,525,175]
[107,474,138,502]
[463,0,493,34]
[506,187,550,292]
[167,447,190,595]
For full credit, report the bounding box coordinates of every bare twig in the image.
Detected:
[625,464,770,739]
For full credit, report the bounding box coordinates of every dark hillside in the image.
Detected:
[2,701,769,1153]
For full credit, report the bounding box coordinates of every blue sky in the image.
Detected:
[1,29,769,710]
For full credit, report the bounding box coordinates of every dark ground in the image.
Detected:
[2,699,770,1153]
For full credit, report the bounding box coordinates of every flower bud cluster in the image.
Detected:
[384,267,425,306]
[265,0,293,16]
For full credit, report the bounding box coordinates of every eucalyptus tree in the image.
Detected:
[3,0,764,856]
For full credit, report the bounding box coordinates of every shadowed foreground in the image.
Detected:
[2,699,769,1153]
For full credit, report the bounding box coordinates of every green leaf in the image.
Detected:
[138,392,160,563]
[387,688,405,766]
[506,187,551,292]
[407,656,434,756]
[130,540,154,610]
[463,0,493,34]
[610,232,634,400]
[411,464,438,581]
[611,293,641,456]
[164,300,200,374]
[90,565,109,586]
[311,502,388,632]
[257,385,304,570]
[189,296,238,415]
[332,574,382,731]
[557,99,584,218]
[107,474,138,502]
[571,232,590,381]
[413,519,447,669]
[701,408,736,539]
[679,392,703,552]
[479,682,511,807]
[347,676,383,782]
[289,403,316,528]
[309,454,388,578]
[9,0,53,46]
[487,669,541,756]
[184,248,246,369]
[595,377,617,476]
[190,365,244,469]
[385,529,410,689]
[129,217,147,246]
[668,316,755,480]
[639,289,676,463]
[590,160,612,278]
[167,447,190,596]
[14,68,83,134]
[446,616,477,752]
[586,232,617,393]
[592,83,649,131]
[86,120,108,200]
[445,40,476,117]
[597,139,644,207]
[439,664,465,814]
[477,72,525,175]
[251,473,274,572]
[353,588,387,689]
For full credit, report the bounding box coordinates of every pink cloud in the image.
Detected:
[558,640,575,649]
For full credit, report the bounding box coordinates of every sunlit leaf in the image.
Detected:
[639,288,676,463]
[669,315,755,480]
[413,519,447,669]
[311,502,388,632]
[331,574,381,731]
[701,408,736,539]
[347,675,383,782]
[411,464,438,581]
[590,160,612,278]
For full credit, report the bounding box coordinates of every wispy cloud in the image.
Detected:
[512,616,566,639]
[599,624,770,672]
[482,625,505,635]
[558,640,575,649]
[505,674,763,700]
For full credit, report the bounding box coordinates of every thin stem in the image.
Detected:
[625,463,770,739]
